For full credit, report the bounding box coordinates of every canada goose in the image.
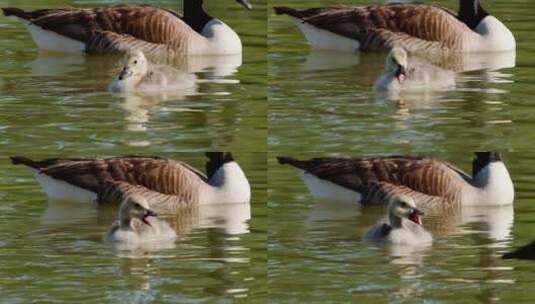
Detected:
[109,51,197,93]
[106,194,176,243]
[2,0,252,55]
[364,194,432,245]
[503,240,535,260]
[373,47,455,92]
[277,152,514,208]
[10,152,251,208]
[273,0,515,53]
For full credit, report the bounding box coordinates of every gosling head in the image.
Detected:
[119,194,158,227]
[385,47,408,84]
[117,51,148,82]
[387,194,424,225]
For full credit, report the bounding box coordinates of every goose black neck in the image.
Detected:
[458,0,489,30]
[472,152,502,177]
[183,0,213,34]
[206,152,234,180]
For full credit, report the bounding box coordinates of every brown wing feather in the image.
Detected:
[279,156,469,203]
[362,181,453,210]
[24,5,193,53]
[97,181,199,210]
[38,156,207,196]
[288,3,470,51]
[273,6,347,19]
[85,30,173,55]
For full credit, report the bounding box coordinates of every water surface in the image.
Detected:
[0,0,267,302]
[269,0,535,302]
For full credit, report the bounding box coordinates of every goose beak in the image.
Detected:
[395,65,407,83]
[142,209,158,226]
[408,208,424,225]
[236,0,253,10]
[118,66,133,80]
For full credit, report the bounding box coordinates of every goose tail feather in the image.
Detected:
[10,156,43,169]
[277,156,307,170]
[273,7,299,17]
[273,7,323,19]
[2,7,39,20]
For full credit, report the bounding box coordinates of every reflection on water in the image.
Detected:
[305,201,513,243]
[40,200,251,241]
[419,50,516,73]
[30,51,243,79]
[302,49,515,74]
[150,53,243,78]
[30,52,241,139]
[303,51,361,71]
[116,87,199,135]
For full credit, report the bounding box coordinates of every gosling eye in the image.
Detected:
[133,60,138,64]
[400,201,409,208]
[134,203,143,210]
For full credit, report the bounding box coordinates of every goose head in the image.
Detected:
[385,47,408,84]
[387,195,424,227]
[119,194,158,229]
[117,51,148,84]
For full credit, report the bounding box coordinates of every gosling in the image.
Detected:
[109,51,196,93]
[106,194,176,243]
[373,47,454,92]
[364,195,432,245]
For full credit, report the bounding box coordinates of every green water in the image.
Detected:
[269,0,535,303]
[0,0,267,302]
[2,0,535,302]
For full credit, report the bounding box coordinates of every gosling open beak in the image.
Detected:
[395,65,407,83]
[142,209,158,226]
[408,208,424,225]
[118,66,133,80]
[236,0,253,10]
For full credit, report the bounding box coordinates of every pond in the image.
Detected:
[269,0,535,302]
[0,0,267,302]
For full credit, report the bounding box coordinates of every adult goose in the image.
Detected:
[364,194,432,245]
[10,152,251,209]
[106,194,176,243]
[277,152,514,209]
[273,0,515,53]
[2,0,252,55]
